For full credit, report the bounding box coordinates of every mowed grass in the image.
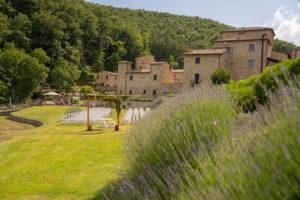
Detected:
[0,106,128,200]
[0,116,34,143]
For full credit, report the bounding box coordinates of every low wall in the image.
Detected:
[7,113,44,127]
[0,111,12,116]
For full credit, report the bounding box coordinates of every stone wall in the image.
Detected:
[270,49,289,61]
[183,54,223,89]
[221,29,275,45]
[0,111,11,116]
[117,57,183,98]
[5,112,44,127]
[214,39,269,80]
[94,71,117,91]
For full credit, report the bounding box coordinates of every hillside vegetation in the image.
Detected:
[0,0,298,103]
[97,60,300,199]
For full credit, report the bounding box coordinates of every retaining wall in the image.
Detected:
[7,112,44,127]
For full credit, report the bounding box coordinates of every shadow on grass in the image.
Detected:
[90,179,122,200]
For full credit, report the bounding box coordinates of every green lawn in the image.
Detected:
[0,106,128,200]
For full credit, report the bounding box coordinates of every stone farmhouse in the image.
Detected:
[93,71,118,92]
[113,27,298,98]
[117,55,183,98]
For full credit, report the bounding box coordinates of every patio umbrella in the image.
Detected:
[42,92,62,96]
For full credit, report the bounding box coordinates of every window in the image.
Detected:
[249,44,255,51]
[153,90,156,96]
[130,75,133,80]
[143,90,146,94]
[231,47,234,51]
[231,62,233,66]
[129,90,132,95]
[195,73,200,85]
[195,57,200,64]
[248,60,254,67]
[97,75,99,79]
[106,75,108,79]
[115,76,117,80]
[153,74,157,80]
[120,90,122,94]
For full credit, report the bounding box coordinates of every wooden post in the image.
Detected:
[116,96,120,131]
[87,97,92,131]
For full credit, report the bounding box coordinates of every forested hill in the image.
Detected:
[0,0,298,103]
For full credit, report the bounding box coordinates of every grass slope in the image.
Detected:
[0,106,127,200]
[0,116,34,143]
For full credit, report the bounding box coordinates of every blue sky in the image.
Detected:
[86,0,300,45]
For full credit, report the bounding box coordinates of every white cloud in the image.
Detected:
[264,6,300,46]
[298,3,300,8]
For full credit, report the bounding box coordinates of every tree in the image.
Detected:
[210,67,232,85]
[31,11,66,61]
[106,41,127,72]
[168,55,179,69]
[92,49,105,72]
[0,80,8,104]
[80,85,94,99]
[6,13,31,50]
[0,43,48,102]
[31,48,50,65]
[274,39,297,53]
[78,66,95,84]
[14,56,49,101]
[0,12,10,44]
[51,59,80,94]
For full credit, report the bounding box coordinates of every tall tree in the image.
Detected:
[51,58,80,94]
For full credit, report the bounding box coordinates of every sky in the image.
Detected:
[86,0,300,46]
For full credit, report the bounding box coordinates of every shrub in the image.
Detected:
[80,85,94,98]
[229,58,300,112]
[210,67,232,84]
[97,76,300,200]
[127,98,152,102]
[98,86,237,199]
[165,94,175,97]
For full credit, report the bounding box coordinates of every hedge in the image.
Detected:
[228,58,300,112]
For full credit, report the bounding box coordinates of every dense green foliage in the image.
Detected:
[210,66,232,84]
[0,0,298,103]
[80,85,94,98]
[0,43,49,102]
[97,77,300,199]
[274,38,299,52]
[229,58,300,112]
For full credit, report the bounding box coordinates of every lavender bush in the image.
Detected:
[96,79,300,200]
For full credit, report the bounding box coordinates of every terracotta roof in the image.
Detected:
[97,71,118,76]
[172,69,184,73]
[214,37,271,44]
[118,61,132,64]
[136,54,154,59]
[150,62,168,65]
[126,69,151,73]
[222,27,275,35]
[183,48,228,55]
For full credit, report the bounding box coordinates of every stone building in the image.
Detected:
[117,55,183,98]
[183,27,292,89]
[292,49,300,59]
[117,27,294,98]
[93,71,118,92]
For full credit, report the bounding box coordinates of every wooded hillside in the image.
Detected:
[0,0,298,103]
